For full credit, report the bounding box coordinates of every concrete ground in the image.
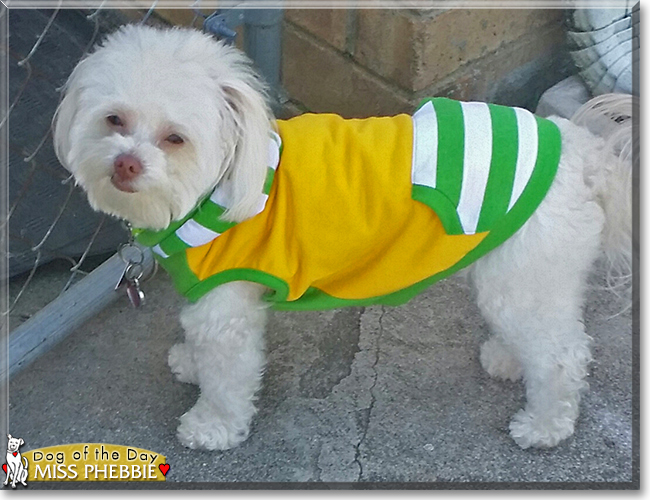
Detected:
[9,264,636,487]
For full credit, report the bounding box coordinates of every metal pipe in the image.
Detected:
[204,6,285,110]
[243,9,283,92]
[4,246,154,380]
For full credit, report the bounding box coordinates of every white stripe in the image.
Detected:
[456,102,493,235]
[210,187,230,208]
[254,193,269,215]
[411,100,439,188]
[269,132,281,170]
[176,218,220,247]
[507,108,538,212]
[270,131,281,147]
[152,244,168,259]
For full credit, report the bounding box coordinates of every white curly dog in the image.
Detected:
[53,25,633,451]
[4,435,28,488]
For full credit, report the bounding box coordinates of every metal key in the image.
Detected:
[115,261,130,291]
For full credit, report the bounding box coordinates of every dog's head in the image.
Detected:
[53,25,273,230]
[6,435,23,453]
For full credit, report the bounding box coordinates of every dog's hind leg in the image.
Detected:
[471,148,606,448]
[473,242,597,447]
[174,281,268,450]
[497,306,592,449]
[479,336,523,382]
[19,467,27,487]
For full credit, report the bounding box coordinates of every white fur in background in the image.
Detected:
[53,25,633,451]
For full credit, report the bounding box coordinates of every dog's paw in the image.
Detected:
[168,343,198,384]
[509,409,575,449]
[480,338,523,382]
[177,404,251,451]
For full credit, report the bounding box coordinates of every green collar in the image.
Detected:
[132,188,226,248]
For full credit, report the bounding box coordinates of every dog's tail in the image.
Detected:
[571,93,636,301]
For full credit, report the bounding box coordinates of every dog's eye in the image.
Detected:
[106,115,124,127]
[165,134,184,145]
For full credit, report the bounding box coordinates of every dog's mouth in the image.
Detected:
[111,174,138,193]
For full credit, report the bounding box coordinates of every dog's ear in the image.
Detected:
[18,439,23,446]
[52,60,86,172]
[219,79,272,222]
[208,41,273,223]
[6,434,11,440]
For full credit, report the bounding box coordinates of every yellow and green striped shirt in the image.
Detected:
[134,98,561,311]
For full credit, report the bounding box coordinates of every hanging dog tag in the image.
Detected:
[126,277,146,308]
[116,260,146,308]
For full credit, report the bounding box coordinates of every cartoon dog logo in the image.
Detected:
[3,434,28,488]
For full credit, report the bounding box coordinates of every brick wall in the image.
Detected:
[282,9,571,117]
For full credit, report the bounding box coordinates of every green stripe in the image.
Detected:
[263,167,275,195]
[185,268,291,303]
[412,185,464,235]
[158,232,190,256]
[133,216,188,247]
[193,200,237,234]
[430,98,465,207]
[476,104,519,233]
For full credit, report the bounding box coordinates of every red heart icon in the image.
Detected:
[2,464,6,474]
[159,463,170,476]
[12,453,16,457]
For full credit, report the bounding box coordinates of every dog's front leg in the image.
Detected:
[8,465,16,489]
[174,281,268,450]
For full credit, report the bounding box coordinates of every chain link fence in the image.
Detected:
[6,7,159,330]
[4,8,161,385]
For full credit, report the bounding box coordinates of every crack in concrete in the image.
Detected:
[312,440,323,482]
[320,307,365,398]
[353,306,386,482]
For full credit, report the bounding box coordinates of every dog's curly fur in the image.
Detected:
[53,25,633,450]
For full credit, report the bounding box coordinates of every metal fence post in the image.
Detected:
[204,6,285,111]
[243,9,283,97]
